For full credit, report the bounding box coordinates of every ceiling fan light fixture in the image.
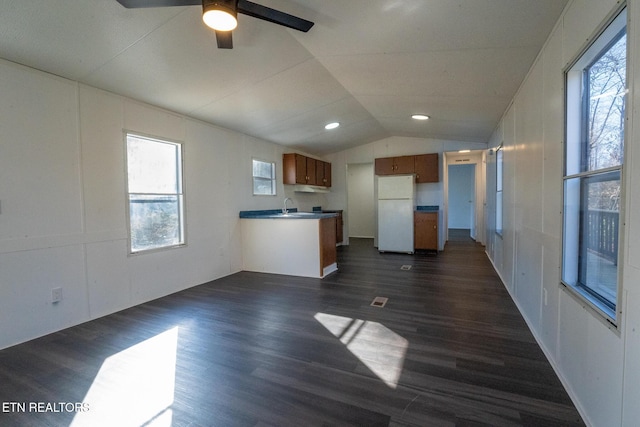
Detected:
[203,2,238,31]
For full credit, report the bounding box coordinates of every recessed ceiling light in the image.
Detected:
[325,122,340,130]
[412,114,430,120]
[458,149,471,153]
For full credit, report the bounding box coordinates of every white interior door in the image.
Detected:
[447,164,476,234]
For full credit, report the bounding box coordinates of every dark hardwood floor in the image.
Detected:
[0,232,584,426]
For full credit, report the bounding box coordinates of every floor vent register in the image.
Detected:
[370,297,388,308]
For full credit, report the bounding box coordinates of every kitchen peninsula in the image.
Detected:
[239,209,338,278]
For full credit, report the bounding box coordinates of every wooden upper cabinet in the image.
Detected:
[306,157,317,185]
[283,153,304,184]
[282,153,307,184]
[283,153,331,187]
[394,155,415,174]
[374,157,395,175]
[374,156,414,175]
[323,161,332,187]
[414,153,439,183]
[315,160,324,186]
[294,153,307,184]
[314,160,332,187]
[375,153,439,182]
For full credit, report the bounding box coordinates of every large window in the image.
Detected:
[126,133,185,253]
[562,8,626,324]
[252,159,276,196]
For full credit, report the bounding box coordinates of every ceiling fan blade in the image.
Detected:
[115,0,200,7]
[237,0,314,32]
[215,30,234,49]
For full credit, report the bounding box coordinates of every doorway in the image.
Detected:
[346,163,375,239]
[447,163,476,240]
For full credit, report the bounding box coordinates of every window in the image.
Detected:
[495,146,503,236]
[126,133,185,253]
[252,159,276,196]
[562,8,626,324]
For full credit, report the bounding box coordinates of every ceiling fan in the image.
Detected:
[115,0,314,49]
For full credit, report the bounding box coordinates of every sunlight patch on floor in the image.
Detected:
[314,313,408,388]
[70,326,179,427]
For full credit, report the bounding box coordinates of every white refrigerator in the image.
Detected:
[377,175,415,253]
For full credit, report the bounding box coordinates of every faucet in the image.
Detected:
[283,197,293,214]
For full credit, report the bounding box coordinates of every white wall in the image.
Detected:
[485,1,640,425]
[0,59,328,350]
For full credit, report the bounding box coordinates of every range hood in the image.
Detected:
[293,184,330,193]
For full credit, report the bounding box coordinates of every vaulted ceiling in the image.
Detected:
[0,0,568,155]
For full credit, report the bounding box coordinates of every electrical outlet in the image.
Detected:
[51,287,63,304]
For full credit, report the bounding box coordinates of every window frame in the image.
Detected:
[125,132,186,254]
[495,145,503,237]
[252,158,277,196]
[561,6,627,327]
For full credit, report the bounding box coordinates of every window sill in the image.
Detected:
[129,243,187,256]
[560,281,619,332]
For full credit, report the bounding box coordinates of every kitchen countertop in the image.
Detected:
[416,205,439,212]
[239,208,337,219]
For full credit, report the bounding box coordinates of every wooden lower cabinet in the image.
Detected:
[414,211,438,251]
[319,217,337,274]
[322,210,343,244]
[335,211,343,244]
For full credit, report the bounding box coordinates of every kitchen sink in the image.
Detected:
[280,212,318,217]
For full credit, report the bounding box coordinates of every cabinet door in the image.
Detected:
[415,153,439,183]
[319,217,337,272]
[394,155,415,174]
[313,160,331,187]
[295,154,307,184]
[283,153,297,184]
[306,157,317,185]
[323,161,332,187]
[315,160,326,186]
[374,157,395,175]
[335,210,342,243]
[414,212,438,250]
